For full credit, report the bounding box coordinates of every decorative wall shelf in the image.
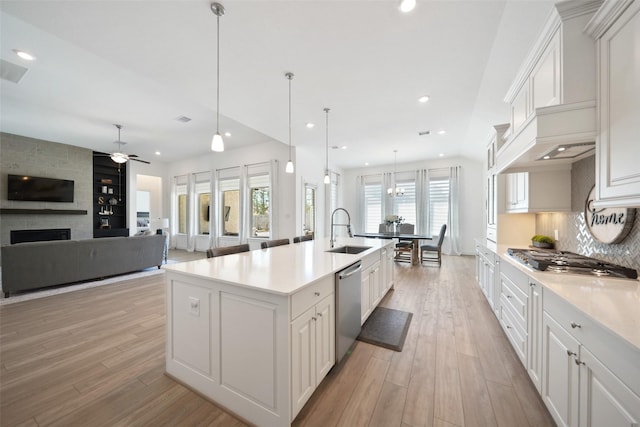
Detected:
[0,209,88,215]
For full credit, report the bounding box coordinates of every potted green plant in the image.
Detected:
[531,234,554,249]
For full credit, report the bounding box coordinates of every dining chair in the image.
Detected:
[420,224,447,266]
[206,243,250,258]
[394,223,415,263]
[260,238,290,249]
[293,235,313,243]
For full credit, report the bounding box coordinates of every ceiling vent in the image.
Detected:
[0,59,28,84]
[418,130,431,136]
[174,115,192,123]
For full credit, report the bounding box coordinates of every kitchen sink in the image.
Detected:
[326,245,372,254]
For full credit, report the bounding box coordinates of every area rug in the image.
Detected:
[357,306,413,351]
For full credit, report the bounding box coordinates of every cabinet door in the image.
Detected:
[370,262,381,307]
[578,345,640,427]
[291,307,316,415]
[542,312,580,427]
[385,247,394,292]
[506,173,529,212]
[485,260,495,309]
[596,1,640,207]
[528,280,543,393]
[315,295,335,383]
[361,265,372,325]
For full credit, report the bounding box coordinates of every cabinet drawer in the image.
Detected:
[544,290,640,396]
[499,300,527,364]
[360,251,380,270]
[500,274,527,326]
[499,260,529,293]
[291,276,334,320]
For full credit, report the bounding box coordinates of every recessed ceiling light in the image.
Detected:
[341,146,347,150]
[400,0,416,13]
[418,95,430,103]
[13,49,36,61]
[439,153,444,157]
[155,151,161,156]
[365,162,369,166]
[557,147,566,152]
[224,132,231,137]
[543,155,551,160]
[437,129,446,135]
[306,123,315,129]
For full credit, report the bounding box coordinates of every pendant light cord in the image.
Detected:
[216,12,220,134]
[324,108,330,174]
[288,74,292,159]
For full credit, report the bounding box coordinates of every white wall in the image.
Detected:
[342,156,484,256]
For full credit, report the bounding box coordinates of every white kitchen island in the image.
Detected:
[163,237,394,427]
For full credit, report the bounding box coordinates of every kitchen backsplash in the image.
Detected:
[536,155,640,271]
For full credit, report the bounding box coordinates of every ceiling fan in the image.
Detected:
[94,124,150,164]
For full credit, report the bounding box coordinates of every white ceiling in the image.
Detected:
[0,0,555,169]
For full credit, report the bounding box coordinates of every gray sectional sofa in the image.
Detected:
[1,234,166,297]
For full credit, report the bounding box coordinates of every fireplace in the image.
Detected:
[10,228,71,244]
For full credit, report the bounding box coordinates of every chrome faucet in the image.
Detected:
[330,208,353,248]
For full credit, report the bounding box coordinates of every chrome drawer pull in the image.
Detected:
[570,322,581,329]
[314,292,320,296]
[575,359,585,366]
[567,350,577,357]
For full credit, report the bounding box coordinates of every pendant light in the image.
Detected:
[285,72,294,174]
[210,2,225,152]
[387,150,405,197]
[323,108,331,185]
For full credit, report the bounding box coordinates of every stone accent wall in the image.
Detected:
[0,133,93,262]
[536,155,640,271]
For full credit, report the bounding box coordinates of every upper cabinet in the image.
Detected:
[496,0,603,173]
[586,0,640,208]
[504,168,571,213]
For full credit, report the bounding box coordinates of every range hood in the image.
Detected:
[495,100,596,173]
[494,0,602,174]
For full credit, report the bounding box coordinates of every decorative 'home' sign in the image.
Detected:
[585,185,636,244]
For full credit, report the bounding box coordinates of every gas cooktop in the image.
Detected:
[507,248,638,279]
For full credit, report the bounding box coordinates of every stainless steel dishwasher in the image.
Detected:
[336,261,362,364]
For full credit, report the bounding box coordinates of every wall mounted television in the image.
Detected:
[7,174,75,202]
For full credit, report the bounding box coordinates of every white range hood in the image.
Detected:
[495,0,603,174]
[496,100,596,173]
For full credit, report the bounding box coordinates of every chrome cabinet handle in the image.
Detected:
[314,292,320,297]
[570,322,581,329]
[506,295,512,299]
[529,282,536,287]
[567,350,577,357]
[575,359,585,366]
[312,316,317,321]
[317,312,323,317]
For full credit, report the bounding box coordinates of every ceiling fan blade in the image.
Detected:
[130,158,151,164]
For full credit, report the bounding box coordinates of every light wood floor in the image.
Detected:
[0,254,554,427]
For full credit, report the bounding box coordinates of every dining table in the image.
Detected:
[354,232,432,265]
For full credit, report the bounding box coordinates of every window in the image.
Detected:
[303,183,316,236]
[249,174,270,238]
[429,177,449,236]
[175,175,188,234]
[219,176,240,237]
[194,172,211,235]
[363,180,382,233]
[393,178,416,227]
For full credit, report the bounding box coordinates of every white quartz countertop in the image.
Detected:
[163,237,390,296]
[495,243,640,352]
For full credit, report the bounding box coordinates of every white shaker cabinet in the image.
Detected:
[590,0,640,207]
[527,279,543,393]
[504,168,571,213]
[360,259,381,325]
[291,293,334,417]
[542,288,640,427]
